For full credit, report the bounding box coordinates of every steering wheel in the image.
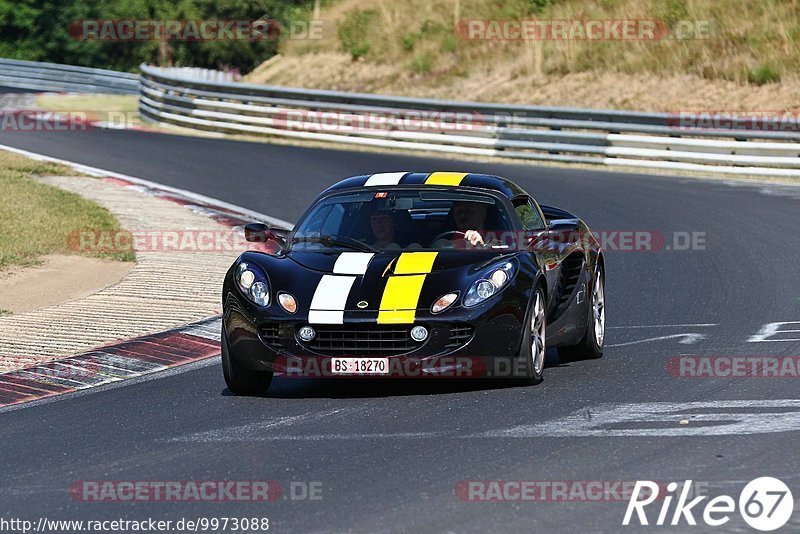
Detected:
[431,230,467,244]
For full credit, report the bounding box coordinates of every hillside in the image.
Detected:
[246,0,800,111]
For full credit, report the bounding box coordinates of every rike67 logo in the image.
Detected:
[623,478,794,531]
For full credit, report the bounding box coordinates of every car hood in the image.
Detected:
[236,249,521,316]
[286,250,505,275]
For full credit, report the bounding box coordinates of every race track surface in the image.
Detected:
[1,126,799,532]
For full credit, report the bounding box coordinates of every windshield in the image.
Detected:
[291,189,517,252]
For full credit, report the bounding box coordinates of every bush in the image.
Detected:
[402,32,417,51]
[410,51,434,74]
[658,0,690,29]
[338,9,377,60]
[747,63,781,85]
[441,33,458,53]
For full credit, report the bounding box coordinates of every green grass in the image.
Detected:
[747,63,782,85]
[288,0,800,86]
[35,94,142,127]
[410,51,435,74]
[337,8,378,59]
[0,151,135,271]
[0,309,11,317]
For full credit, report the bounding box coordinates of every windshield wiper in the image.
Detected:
[292,234,380,253]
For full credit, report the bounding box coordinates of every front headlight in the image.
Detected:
[237,262,270,306]
[463,261,515,307]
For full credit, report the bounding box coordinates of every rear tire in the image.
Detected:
[222,327,273,395]
[558,263,604,361]
[517,285,546,386]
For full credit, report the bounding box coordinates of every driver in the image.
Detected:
[431,201,495,249]
[454,201,489,247]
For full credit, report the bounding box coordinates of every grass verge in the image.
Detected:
[35,94,146,129]
[0,150,135,272]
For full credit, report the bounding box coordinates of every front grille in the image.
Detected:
[259,324,281,349]
[446,324,474,349]
[305,325,419,355]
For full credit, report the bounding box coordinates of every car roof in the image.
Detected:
[322,172,529,200]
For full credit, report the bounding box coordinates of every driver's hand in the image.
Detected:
[464,230,484,247]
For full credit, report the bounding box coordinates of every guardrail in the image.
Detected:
[6,58,796,178]
[139,65,800,177]
[0,58,138,94]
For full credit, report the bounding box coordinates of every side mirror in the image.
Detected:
[525,229,551,251]
[244,223,275,243]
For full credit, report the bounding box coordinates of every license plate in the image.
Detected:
[331,357,389,375]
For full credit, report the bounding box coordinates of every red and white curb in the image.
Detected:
[0,317,221,408]
[0,143,291,409]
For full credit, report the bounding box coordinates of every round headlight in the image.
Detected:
[490,269,508,287]
[298,326,316,342]
[239,269,255,290]
[463,261,516,307]
[250,281,269,306]
[476,280,495,299]
[410,325,428,342]
[278,293,297,313]
[432,292,458,313]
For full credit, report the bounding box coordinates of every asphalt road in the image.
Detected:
[1,125,799,532]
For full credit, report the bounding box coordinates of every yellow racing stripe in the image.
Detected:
[424,172,468,186]
[377,252,438,324]
[394,251,438,274]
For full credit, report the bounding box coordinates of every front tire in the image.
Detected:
[558,262,605,361]
[221,327,273,395]
[517,285,546,386]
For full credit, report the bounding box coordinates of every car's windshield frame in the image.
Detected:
[287,186,524,253]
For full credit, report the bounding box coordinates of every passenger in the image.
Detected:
[367,204,422,250]
[369,207,402,250]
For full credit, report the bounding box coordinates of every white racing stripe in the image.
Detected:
[364,172,406,186]
[309,275,357,324]
[308,253,373,323]
[333,252,374,275]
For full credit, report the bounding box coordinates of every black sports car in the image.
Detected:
[222,172,605,394]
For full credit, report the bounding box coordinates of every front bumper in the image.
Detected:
[223,286,528,378]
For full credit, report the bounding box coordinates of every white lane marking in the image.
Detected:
[170,431,448,442]
[607,333,707,347]
[163,408,360,442]
[238,432,448,441]
[0,143,292,229]
[364,172,406,186]
[309,275,357,324]
[608,324,718,329]
[333,252,373,275]
[748,322,800,342]
[480,400,800,437]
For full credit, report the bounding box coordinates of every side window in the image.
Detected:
[515,199,545,230]
[320,203,345,235]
